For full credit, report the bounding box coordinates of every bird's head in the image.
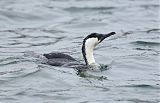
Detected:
[83,32,116,50]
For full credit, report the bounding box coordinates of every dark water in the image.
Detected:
[0,0,160,103]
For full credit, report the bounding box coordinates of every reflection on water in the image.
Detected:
[0,0,159,103]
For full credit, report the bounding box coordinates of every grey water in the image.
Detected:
[0,0,160,103]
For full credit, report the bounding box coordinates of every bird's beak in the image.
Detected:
[104,32,116,38]
[99,32,116,42]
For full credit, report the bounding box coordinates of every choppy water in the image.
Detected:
[0,0,160,103]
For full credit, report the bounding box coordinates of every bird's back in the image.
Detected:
[43,52,76,66]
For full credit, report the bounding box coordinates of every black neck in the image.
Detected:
[82,40,88,66]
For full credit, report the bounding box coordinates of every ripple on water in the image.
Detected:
[0,56,41,82]
[131,41,160,46]
[64,6,115,13]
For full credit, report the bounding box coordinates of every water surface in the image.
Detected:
[0,0,160,103]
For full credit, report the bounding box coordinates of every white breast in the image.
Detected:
[85,38,99,65]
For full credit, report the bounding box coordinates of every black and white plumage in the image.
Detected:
[82,32,115,67]
[43,32,116,69]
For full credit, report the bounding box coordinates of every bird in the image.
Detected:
[43,32,116,71]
